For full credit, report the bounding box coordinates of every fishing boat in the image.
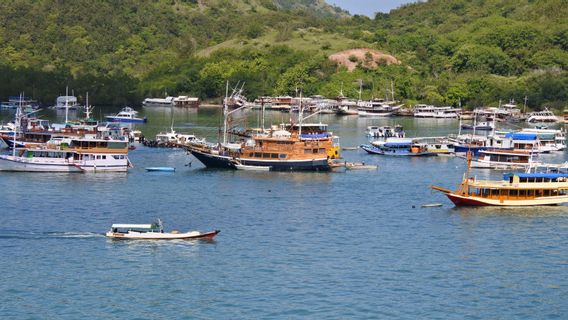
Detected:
[361,138,436,156]
[105,107,147,123]
[432,153,568,206]
[106,220,219,240]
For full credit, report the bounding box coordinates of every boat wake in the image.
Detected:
[0,231,105,240]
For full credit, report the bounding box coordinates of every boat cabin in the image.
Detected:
[110,223,163,234]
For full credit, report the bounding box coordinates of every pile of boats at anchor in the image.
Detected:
[0,100,138,172]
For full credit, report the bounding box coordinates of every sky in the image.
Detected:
[329,0,417,17]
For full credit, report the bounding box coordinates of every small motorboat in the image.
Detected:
[105,107,147,123]
[145,167,175,172]
[234,164,271,171]
[345,162,378,170]
[106,220,219,240]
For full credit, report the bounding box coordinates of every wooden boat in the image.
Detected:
[106,221,219,240]
[145,167,175,172]
[432,153,568,206]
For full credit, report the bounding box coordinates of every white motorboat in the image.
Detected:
[0,138,132,172]
[413,105,461,118]
[527,108,558,123]
[234,164,271,171]
[106,220,219,240]
[106,107,147,123]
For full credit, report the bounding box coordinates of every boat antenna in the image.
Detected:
[523,96,528,114]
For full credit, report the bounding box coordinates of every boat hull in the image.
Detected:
[0,156,129,172]
[189,149,330,171]
[105,117,147,123]
[445,192,568,206]
[0,156,82,172]
[360,145,436,157]
[106,230,220,240]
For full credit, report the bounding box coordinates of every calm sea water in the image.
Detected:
[1,107,568,319]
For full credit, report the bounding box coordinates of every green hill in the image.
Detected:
[0,0,566,109]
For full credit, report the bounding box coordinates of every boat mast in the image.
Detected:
[65,86,69,124]
[298,90,303,136]
[261,97,265,131]
[223,81,229,145]
[523,96,528,114]
[84,92,91,119]
[13,93,23,157]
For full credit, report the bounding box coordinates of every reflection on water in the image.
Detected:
[2,106,568,319]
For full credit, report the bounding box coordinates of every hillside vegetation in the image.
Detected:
[0,0,566,109]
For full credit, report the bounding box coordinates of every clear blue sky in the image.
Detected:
[329,0,417,17]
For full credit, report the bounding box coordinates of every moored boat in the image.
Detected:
[361,139,436,156]
[105,107,147,123]
[432,153,568,206]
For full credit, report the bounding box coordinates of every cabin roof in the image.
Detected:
[503,173,568,180]
[111,224,154,229]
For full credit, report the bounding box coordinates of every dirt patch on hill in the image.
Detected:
[329,48,401,71]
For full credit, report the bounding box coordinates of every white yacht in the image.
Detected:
[413,105,461,118]
[142,96,174,107]
[527,108,558,123]
[0,138,131,172]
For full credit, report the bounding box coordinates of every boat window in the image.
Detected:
[108,142,126,149]
[279,154,287,159]
[254,152,262,158]
[319,148,326,153]
[304,149,313,154]
[102,155,106,159]
[313,148,318,153]
[271,153,278,159]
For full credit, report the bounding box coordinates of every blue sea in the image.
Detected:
[1,107,568,319]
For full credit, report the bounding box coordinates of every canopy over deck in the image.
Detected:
[111,224,155,229]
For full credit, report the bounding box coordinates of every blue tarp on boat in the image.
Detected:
[383,142,411,147]
[503,172,568,180]
[300,133,330,139]
[504,133,538,140]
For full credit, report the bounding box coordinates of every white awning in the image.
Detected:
[111,224,154,229]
